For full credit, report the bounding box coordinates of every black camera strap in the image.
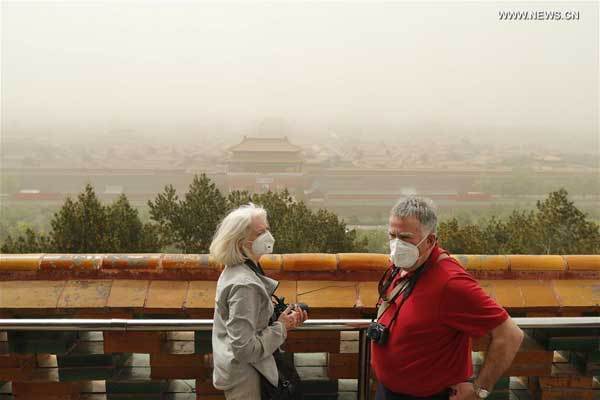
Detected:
[377,266,401,300]
[384,278,417,330]
[244,258,285,322]
[374,263,429,326]
[374,252,450,330]
[245,258,266,276]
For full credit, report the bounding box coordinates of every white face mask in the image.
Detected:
[389,233,430,270]
[251,231,275,256]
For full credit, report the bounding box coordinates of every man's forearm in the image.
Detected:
[476,326,523,391]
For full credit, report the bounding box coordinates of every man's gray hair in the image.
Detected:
[390,196,438,235]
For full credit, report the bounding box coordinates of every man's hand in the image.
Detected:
[449,382,477,400]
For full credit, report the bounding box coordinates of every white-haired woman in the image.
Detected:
[210,203,307,399]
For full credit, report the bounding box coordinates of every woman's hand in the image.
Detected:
[278,304,308,331]
[295,304,309,325]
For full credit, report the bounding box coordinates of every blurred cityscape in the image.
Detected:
[2,127,598,227]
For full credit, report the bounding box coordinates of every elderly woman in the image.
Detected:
[210,203,307,399]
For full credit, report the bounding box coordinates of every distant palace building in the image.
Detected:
[226,136,305,195]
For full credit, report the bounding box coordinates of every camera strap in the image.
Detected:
[376,266,400,301]
[244,259,285,323]
[375,269,421,321]
[375,252,450,325]
[384,277,419,330]
[244,258,266,276]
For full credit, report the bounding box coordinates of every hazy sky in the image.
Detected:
[1,1,598,151]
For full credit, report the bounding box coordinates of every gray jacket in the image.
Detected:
[212,261,287,390]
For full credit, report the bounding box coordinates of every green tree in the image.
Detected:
[4,176,366,254]
[145,184,180,249]
[355,228,389,254]
[148,174,228,253]
[2,185,160,253]
[502,210,539,254]
[227,189,366,253]
[51,185,108,252]
[439,189,600,255]
[438,218,486,254]
[534,188,600,254]
[311,208,366,253]
[1,228,50,253]
[106,194,161,252]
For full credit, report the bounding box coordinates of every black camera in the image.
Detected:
[366,321,388,345]
[272,296,309,323]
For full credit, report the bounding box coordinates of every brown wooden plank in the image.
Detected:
[283,330,340,353]
[328,353,358,379]
[103,332,165,354]
[540,364,594,389]
[539,389,594,400]
[0,353,35,381]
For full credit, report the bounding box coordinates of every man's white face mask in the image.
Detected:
[251,231,275,256]
[389,233,430,270]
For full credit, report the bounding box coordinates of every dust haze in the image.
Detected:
[1,1,598,153]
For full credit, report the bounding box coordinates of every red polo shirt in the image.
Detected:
[370,245,508,397]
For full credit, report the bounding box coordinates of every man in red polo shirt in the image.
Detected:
[370,197,524,400]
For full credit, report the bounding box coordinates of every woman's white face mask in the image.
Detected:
[250,231,275,256]
[389,233,430,270]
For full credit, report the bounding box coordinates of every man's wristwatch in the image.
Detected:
[473,382,490,399]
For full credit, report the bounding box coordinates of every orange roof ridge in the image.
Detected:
[1,253,600,276]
